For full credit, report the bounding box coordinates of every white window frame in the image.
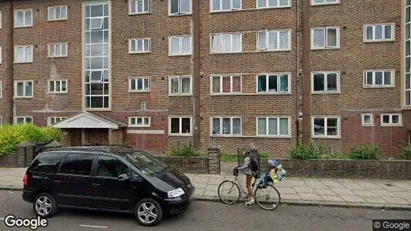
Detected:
[311,71,340,94]
[14,80,33,98]
[312,116,341,138]
[129,77,151,92]
[0,81,2,99]
[363,23,395,42]
[47,117,67,126]
[361,113,374,127]
[311,27,340,50]
[14,9,33,28]
[256,116,291,138]
[128,116,151,127]
[47,5,68,21]
[210,33,243,54]
[14,116,33,125]
[380,113,402,126]
[168,35,192,56]
[169,76,193,96]
[168,116,193,136]
[47,43,68,58]
[0,11,2,29]
[0,46,2,64]
[210,75,243,95]
[256,0,291,8]
[129,0,150,15]
[363,70,395,88]
[14,45,33,63]
[48,80,68,94]
[210,117,242,136]
[210,0,242,12]
[311,0,339,6]
[257,29,292,51]
[129,38,151,54]
[256,73,291,94]
[169,0,192,16]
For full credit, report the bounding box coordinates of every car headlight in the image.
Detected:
[167,188,185,198]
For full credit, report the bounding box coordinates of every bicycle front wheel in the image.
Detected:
[218,180,241,205]
[254,184,281,210]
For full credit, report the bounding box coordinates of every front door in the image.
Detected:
[54,153,95,208]
[90,155,131,210]
[87,129,108,145]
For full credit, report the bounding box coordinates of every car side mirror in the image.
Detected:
[118,173,129,181]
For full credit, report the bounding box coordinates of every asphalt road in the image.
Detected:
[0,191,410,231]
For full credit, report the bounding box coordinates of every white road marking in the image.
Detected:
[79,224,108,229]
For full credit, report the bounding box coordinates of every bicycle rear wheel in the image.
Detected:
[254,184,281,210]
[218,180,241,205]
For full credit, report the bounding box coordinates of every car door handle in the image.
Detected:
[54,180,67,183]
[93,183,101,186]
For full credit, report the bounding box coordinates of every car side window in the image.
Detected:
[59,153,93,176]
[29,153,65,174]
[97,155,128,178]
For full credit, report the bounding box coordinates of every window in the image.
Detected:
[59,154,93,176]
[96,155,128,178]
[47,117,67,126]
[311,72,339,93]
[0,81,2,99]
[364,24,395,42]
[169,0,191,15]
[169,117,192,135]
[169,36,192,55]
[0,46,2,64]
[257,30,291,51]
[15,80,33,98]
[257,0,290,8]
[14,45,33,63]
[29,153,66,174]
[48,80,68,93]
[257,117,290,137]
[169,76,192,95]
[364,70,394,88]
[311,0,339,5]
[129,38,151,53]
[129,77,150,92]
[211,75,242,94]
[15,116,33,124]
[257,73,290,93]
[361,113,374,126]
[129,117,151,127]
[0,11,2,29]
[48,43,68,58]
[48,6,68,21]
[211,33,242,53]
[312,116,340,138]
[129,0,150,14]
[381,114,402,126]
[311,27,340,49]
[406,2,411,107]
[14,9,33,28]
[211,117,242,136]
[211,0,242,12]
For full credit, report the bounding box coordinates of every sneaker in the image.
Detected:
[245,198,255,205]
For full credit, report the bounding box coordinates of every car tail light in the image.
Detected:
[23,174,28,186]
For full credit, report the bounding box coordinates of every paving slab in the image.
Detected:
[356,182,382,190]
[381,196,410,205]
[370,189,396,197]
[281,194,302,201]
[294,186,315,194]
[393,191,411,200]
[298,193,323,201]
[314,189,337,196]
[205,184,219,191]
[340,195,366,203]
[277,187,297,195]
[321,180,345,189]
[362,197,387,204]
[320,196,344,202]
[353,190,378,197]
[340,182,364,190]
[331,188,354,195]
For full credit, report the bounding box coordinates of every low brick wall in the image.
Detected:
[155,156,209,174]
[0,153,17,167]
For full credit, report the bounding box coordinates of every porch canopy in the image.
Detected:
[52,111,126,129]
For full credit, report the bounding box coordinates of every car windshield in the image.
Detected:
[123,151,168,176]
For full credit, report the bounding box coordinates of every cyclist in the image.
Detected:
[235,149,259,205]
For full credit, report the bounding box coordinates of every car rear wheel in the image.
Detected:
[134,198,163,226]
[33,193,58,218]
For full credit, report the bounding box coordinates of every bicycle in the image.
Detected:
[217,168,281,210]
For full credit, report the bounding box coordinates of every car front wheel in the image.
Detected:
[33,193,58,218]
[134,198,163,226]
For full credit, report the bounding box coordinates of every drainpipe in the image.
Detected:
[192,0,201,150]
[6,1,15,125]
[295,0,301,145]
[301,0,311,146]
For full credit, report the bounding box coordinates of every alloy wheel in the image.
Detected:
[35,196,53,216]
[137,202,157,225]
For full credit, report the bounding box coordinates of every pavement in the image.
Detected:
[0,191,410,231]
[1,168,411,210]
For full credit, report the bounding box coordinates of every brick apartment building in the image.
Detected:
[0,0,408,157]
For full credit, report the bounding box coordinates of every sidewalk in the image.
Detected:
[1,168,411,210]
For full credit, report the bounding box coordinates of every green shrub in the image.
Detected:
[220,153,238,162]
[349,144,380,160]
[259,152,269,159]
[289,142,324,159]
[397,145,411,160]
[41,127,61,142]
[165,142,199,157]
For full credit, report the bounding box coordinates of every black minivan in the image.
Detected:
[22,146,195,226]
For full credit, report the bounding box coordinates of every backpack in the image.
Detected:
[248,155,260,172]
